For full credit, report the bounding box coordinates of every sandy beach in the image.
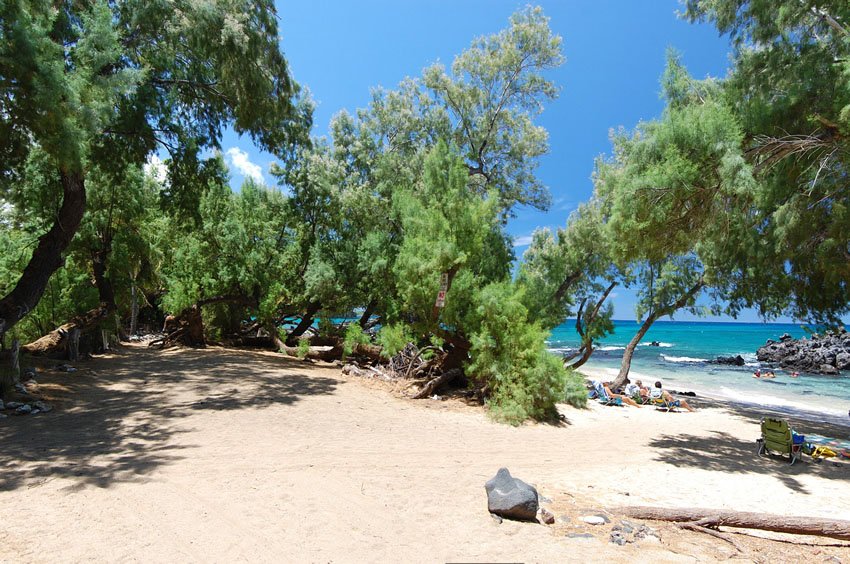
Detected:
[2,344,849,563]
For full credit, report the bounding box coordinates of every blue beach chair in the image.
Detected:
[591,381,623,407]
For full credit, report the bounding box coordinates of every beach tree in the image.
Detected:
[378,141,585,422]
[0,0,307,341]
[683,0,850,324]
[422,5,564,214]
[597,53,755,389]
[157,171,298,346]
[271,6,566,338]
[517,201,621,368]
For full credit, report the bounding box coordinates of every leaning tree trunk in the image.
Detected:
[570,282,616,371]
[22,230,119,358]
[0,170,86,341]
[286,300,322,345]
[358,298,377,329]
[609,313,659,391]
[609,279,704,391]
[618,506,850,541]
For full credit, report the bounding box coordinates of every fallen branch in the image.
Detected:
[412,368,462,399]
[618,506,850,541]
[677,520,743,553]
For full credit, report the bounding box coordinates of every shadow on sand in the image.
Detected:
[650,395,850,494]
[0,346,338,492]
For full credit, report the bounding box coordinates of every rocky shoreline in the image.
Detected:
[756,330,850,375]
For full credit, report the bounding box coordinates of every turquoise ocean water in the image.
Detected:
[547,320,850,421]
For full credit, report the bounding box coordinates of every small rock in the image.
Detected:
[610,531,628,546]
[14,383,27,394]
[15,404,32,415]
[581,515,607,525]
[30,409,40,415]
[6,401,23,409]
[0,399,4,410]
[566,533,596,540]
[0,413,7,419]
[490,513,503,524]
[485,468,539,522]
[557,515,571,524]
[33,401,52,413]
[537,507,555,525]
[820,364,839,375]
[619,520,635,534]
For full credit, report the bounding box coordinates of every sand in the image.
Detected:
[1,344,849,563]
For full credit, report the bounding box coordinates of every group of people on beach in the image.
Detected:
[753,369,799,379]
[602,379,696,411]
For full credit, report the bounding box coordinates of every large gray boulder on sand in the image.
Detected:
[485,467,539,522]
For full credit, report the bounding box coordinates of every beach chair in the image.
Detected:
[592,381,623,407]
[650,395,680,412]
[757,417,802,465]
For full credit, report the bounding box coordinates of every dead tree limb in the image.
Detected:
[618,506,850,541]
[676,521,743,553]
[412,368,462,399]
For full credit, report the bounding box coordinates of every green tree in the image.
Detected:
[0,0,307,340]
[684,0,850,323]
[595,53,753,388]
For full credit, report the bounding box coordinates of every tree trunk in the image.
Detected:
[68,327,81,361]
[91,240,116,314]
[286,300,321,345]
[618,506,850,541]
[130,283,139,336]
[568,343,595,370]
[1,340,20,395]
[569,282,616,370]
[610,312,659,390]
[0,170,86,341]
[552,270,583,304]
[609,279,703,390]
[22,304,111,357]
[358,299,377,329]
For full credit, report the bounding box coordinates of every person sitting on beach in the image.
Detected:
[623,378,640,398]
[651,381,695,412]
[636,380,651,403]
[602,382,641,407]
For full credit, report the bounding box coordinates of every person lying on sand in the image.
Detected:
[651,381,695,412]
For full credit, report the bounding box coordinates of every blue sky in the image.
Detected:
[218,1,795,324]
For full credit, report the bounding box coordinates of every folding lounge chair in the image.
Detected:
[592,381,623,407]
[757,417,803,465]
[651,395,680,412]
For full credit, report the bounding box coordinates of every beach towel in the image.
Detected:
[805,434,850,460]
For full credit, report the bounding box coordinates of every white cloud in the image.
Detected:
[226,147,265,184]
[513,235,534,247]
[143,154,168,184]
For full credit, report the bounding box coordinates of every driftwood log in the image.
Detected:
[618,506,850,541]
